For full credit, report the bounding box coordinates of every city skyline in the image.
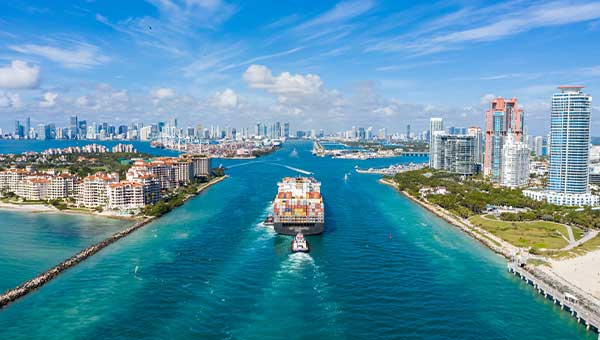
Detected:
[1,1,600,133]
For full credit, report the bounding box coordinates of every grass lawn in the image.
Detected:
[468,215,581,250]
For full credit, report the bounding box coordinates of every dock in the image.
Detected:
[508,262,600,338]
[313,141,428,159]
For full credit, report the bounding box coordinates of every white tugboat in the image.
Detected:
[291,233,310,253]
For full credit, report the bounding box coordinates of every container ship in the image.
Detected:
[272,177,324,235]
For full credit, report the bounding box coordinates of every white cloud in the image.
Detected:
[0,91,21,108]
[151,87,176,100]
[39,91,58,107]
[0,60,40,89]
[243,64,323,96]
[296,0,375,31]
[480,93,496,105]
[369,1,600,55]
[9,43,110,69]
[210,88,239,109]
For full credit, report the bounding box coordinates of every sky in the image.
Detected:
[1,0,600,135]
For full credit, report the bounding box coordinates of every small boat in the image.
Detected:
[264,215,274,226]
[344,173,349,182]
[291,233,310,253]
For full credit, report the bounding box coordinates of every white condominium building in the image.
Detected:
[0,168,30,193]
[500,133,530,188]
[78,172,119,208]
[107,181,146,210]
[15,177,49,200]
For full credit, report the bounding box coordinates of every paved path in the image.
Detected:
[563,230,600,251]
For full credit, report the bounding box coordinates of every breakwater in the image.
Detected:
[0,216,155,307]
[0,176,227,308]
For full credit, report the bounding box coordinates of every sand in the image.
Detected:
[0,202,58,212]
[549,250,600,300]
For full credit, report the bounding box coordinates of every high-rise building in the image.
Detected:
[37,124,49,140]
[548,86,591,194]
[70,116,78,138]
[283,122,290,138]
[429,118,444,167]
[534,136,545,156]
[406,124,411,140]
[431,133,477,175]
[500,133,530,188]
[524,86,598,206]
[25,117,31,139]
[484,97,524,181]
[14,120,23,138]
[467,126,484,164]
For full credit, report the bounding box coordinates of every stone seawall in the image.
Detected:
[0,175,228,308]
[0,217,155,307]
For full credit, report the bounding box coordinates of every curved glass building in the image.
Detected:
[548,86,592,194]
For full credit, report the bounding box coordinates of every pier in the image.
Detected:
[508,262,600,338]
[313,141,428,159]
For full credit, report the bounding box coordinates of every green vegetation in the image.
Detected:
[1,151,151,179]
[141,177,220,217]
[468,215,577,250]
[391,169,600,229]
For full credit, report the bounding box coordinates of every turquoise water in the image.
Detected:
[0,141,595,339]
[0,212,129,292]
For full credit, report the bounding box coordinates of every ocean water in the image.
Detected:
[0,141,595,339]
[0,212,130,292]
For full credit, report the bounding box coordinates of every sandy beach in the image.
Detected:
[548,251,600,300]
[0,202,58,213]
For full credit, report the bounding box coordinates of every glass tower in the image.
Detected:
[548,86,592,194]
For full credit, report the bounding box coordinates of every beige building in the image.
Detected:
[78,172,119,208]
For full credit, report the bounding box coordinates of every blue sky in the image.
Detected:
[1,0,600,135]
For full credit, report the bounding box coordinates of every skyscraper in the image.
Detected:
[500,133,530,188]
[484,97,524,181]
[14,120,23,138]
[524,86,598,206]
[25,117,30,139]
[429,118,444,167]
[70,115,78,139]
[430,133,477,175]
[283,122,290,138]
[467,126,484,164]
[548,86,591,194]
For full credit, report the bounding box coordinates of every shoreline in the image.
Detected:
[0,175,228,308]
[378,177,600,334]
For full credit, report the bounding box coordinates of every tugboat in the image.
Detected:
[291,233,310,253]
[264,215,274,226]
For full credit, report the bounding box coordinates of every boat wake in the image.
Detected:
[268,163,313,175]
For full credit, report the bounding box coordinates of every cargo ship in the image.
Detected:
[273,177,324,235]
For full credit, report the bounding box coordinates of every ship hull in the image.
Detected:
[274,222,324,235]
